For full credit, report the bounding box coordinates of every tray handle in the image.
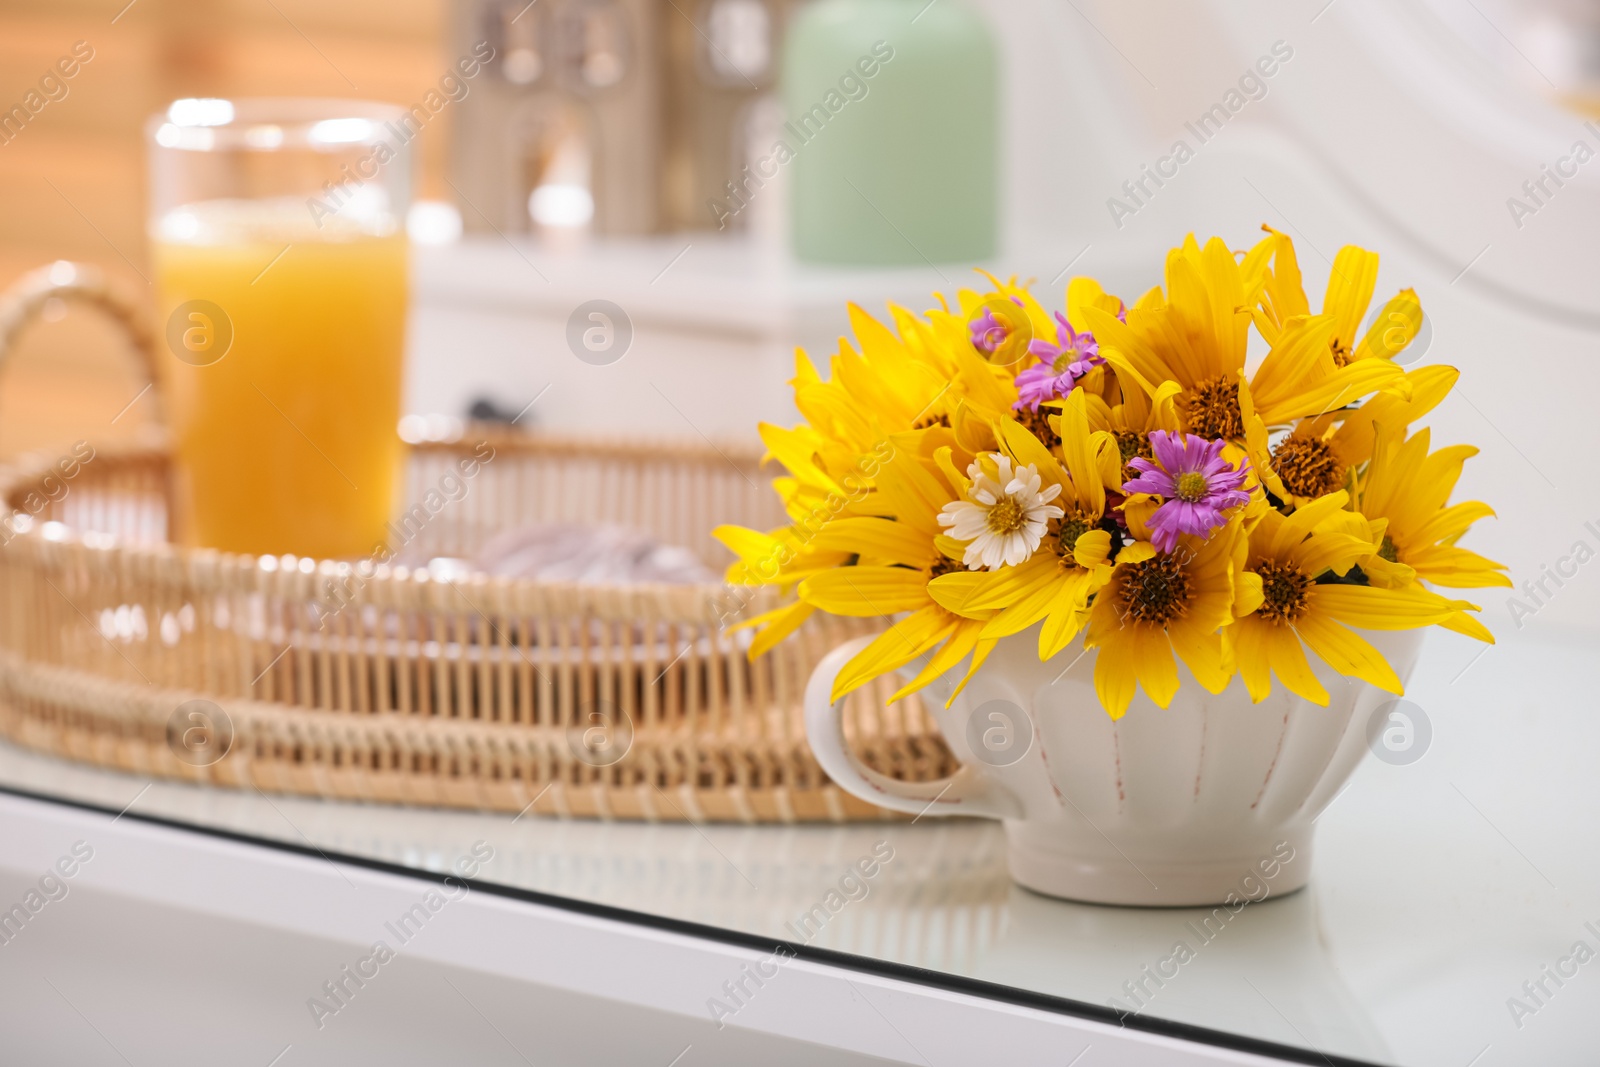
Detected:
[0,260,163,427]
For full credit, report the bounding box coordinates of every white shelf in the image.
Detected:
[403,235,1158,440]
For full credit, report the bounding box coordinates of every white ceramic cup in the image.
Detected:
[805,625,1425,906]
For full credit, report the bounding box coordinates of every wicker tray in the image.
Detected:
[0,262,953,822]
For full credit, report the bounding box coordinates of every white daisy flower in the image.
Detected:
[938,454,1064,570]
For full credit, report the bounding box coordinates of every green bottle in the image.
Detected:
[781,0,998,265]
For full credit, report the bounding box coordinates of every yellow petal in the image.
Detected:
[1235,569,1265,618]
[1264,623,1329,705]
[1229,617,1274,702]
[1092,429,1126,491]
[1084,306,1167,400]
[1055,390,1106,515]
[1038,570,1096,659]
[1117,541,1158,566]
[1091,625,1139,720]
[873,451,953,537]
[1134,625,1181,708]
[1065,276,1122,331]
[800,567,931,616]
[1289,531,1374,578]
[1313,507,1372,542]
[1238,376,1292,503]
[810,517,935,568]
[1354,288,1421,363]
[1269,491,1350,558]
[977,567,1067,640]
[831,607,954,701]
[943,636,1000,705]
[945,554,1057,614]
[1358,553,1417,589]
[1262,353,1406,427]
[1323,245,1378,347]
[713,524,779,562]
[1403,545,1512,588]
[1121,499,1158,545]
[1249,313,1338,415]
[999,417,1069,492]
[734,600,816,658]
[1168,617,1232,694]
[890,620,984,702]
[1438,610,1495,644]
[1311,583,1472,630]
[1294,613,1402,693]
[760,423,843,496]
[848,302,908,372]
[1073,529,1112,569]
[928,569,1001,618]
[931,446,969,499]
[1411,501,1496,547]
[1258,225,1310,336]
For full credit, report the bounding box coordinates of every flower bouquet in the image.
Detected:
[717,229,1509,905]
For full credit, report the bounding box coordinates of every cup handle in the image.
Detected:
[805,634,1024,820]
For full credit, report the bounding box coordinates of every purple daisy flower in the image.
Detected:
[1122,430,1251,552]
[1013,313,1104,410]
[969,296,1024,356]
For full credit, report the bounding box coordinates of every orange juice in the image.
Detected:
[153,198,408,559]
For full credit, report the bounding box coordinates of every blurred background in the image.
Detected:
[2,0,453,456]
[2,0,1598,619]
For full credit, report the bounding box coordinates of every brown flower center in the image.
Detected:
[1255,560,1311,625]
[1015,404,1057,447]
[1377,533,1399,563]
[1118,553,1192,626]
[1186,374,1244,441]
[927,554,965,579]
[1115,430,1152,466]
[1114,430,1154,483]
[913,412,951,430]
[1329,337,1352,367]
[1271,435,1344,499]
[1055,509,1093,559]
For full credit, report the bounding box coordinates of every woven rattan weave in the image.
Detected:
[0,263,954,821]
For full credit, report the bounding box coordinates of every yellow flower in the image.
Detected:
[1087,234,1406,442]
[1228,492,1483,704]
[1255,225,1425,366]
[1350,425,1508,643]
[795,449,1001,704]
[1085,235,1261,439]
[1243,364,1459,508]
[1082,513,1244,719]
[782,304,955,470]
[1354,425,1509,589]
[933,391,1126,661]
[717,239,1505,719]
[765,296,1027,523]
[716,300,1009,654]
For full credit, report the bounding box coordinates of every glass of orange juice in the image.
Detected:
[147,98,411,559]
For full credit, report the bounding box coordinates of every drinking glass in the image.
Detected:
[148,98,411,559]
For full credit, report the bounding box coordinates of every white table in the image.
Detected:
[0,620,1593,1066]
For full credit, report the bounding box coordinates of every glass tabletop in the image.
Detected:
[0,622,1591,1067]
